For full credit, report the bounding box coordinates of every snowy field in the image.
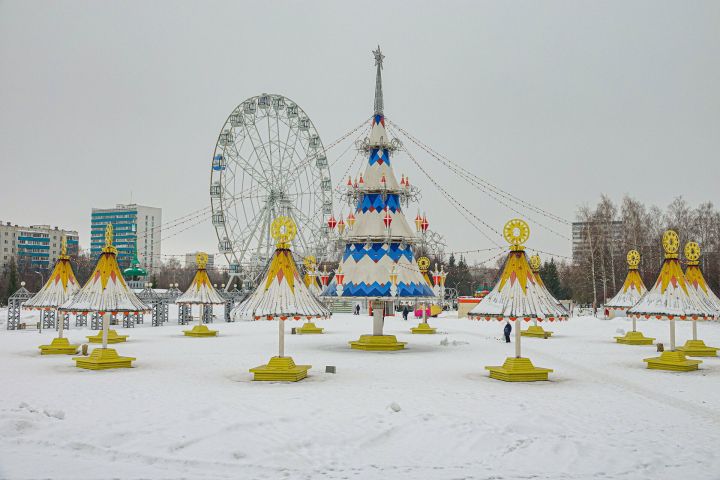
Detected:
[1,308,720,480]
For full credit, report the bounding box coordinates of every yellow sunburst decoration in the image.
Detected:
[662,230,679,258]
[627,250,640,269]
[503,219,530,251]
[684,242,700,265]
[196,252,209,269]
[271,216,297,248]
[303,255,317,270]
[417,256,430,272]
[529,254,541,272]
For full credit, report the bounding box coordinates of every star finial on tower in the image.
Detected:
[373,46,384,69]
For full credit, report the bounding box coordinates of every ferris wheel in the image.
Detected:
[210,93,334,285]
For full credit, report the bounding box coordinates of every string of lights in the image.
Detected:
[388,120,571,227]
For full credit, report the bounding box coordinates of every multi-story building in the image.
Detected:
[185,252,214,269]
[0,222,79,272]
[90,204,162,271]
[571,220,624,264]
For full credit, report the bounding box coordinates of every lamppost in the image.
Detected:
[34,271,44,289]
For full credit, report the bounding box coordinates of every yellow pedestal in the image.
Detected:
[183,324,218,337]
[73,348,135,370]
[86,329,128,344]
[615,330,655,345]
[485,357,553,382]
[349,334,407,351]
[250,356,310,382]
[678,339,718,357]
[296,322,324,334]
[644,350,702,371]
[39,337,79,355]
[410,322,437,334]
[521,325,553,338]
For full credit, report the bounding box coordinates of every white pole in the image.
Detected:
[670,318,676,351]
[692,319,697,341]
[198,305,203,327]
[278,320,285,357]
[632,315,636,332]
[515,320,521,358]
[57,309,64,339]
[372,300,383,336]
[102,312,110,349]
[422,301,427,325]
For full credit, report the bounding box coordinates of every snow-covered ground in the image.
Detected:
[1,308,720,479]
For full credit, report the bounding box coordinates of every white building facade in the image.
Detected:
[0,222,79,272]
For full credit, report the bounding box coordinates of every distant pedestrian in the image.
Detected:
[354,304,360,315]
[503,322,512,343]
[402,305,409,321]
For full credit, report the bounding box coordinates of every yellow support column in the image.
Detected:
[486,318,552,382]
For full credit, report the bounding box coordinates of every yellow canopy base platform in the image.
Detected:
[183,325,218,337]
[296,322,324,334]
[410,322,437,334]
[250,356,310,382]
[615,330,655,345]
[521,325,553,338]
[39,337,79,355]
[677,339,718,357]
[485,357,553,382]
[644,350,702,371]
[349,334,406,351]
[73,348,135,370]
[87,329,128,344]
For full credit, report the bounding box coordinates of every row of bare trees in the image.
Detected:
[571,195,720,305]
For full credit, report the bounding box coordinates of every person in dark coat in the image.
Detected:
[354,304,360,315]
[402,305,409,321]
[503,322,512,343]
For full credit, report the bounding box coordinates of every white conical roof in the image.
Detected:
[468,220,568,322]
[627,232,714,319]
[231,225,330,321]
[683,243,720,318]
[59,226,149,314]
[176,252,226,305]
[24,253,80,310]
[605,250,648,310]
[468,250,568,322]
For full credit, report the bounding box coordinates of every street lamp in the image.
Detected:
[34,271,44,288]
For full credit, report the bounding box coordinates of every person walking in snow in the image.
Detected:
[503,322,512,343]
[402,304,409,321]
[354,303,360,315]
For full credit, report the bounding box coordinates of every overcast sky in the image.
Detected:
[1,0,718,265]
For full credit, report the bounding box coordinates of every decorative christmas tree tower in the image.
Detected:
[468,219,568,382]
[628,231,715,371]
[176,252,226,337]
[611,250,654,345]
[232,216,331,381]
[677,242,719,356]
[322,47,434,351]
[25,238,81,354]
[59,224,150,369]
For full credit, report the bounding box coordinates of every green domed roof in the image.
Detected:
[123,245,147,278]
